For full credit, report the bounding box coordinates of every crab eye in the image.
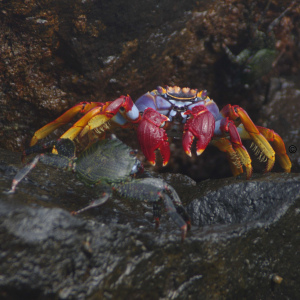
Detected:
[120,107,125,112]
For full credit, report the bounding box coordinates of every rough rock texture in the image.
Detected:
[187,173,300,226]
[1,1,299,166]
[0,149,299,299]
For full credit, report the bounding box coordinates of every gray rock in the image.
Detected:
[187,173,300,226]
[0,148,299,299]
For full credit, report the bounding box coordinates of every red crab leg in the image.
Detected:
[80,95,140,138]
[30,102,103,146]
[221,104,276,172]
[182,105,215,157]
[137,108,170,166]
[256,126,291,172]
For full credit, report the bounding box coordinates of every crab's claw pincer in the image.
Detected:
[137,108,170,166]
[183,106,215,157]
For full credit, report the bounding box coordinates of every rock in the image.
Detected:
[186,173,300,226]
[0,147,299,299]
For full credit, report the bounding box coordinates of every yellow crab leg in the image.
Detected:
[211,138,253,178]
[30,105,83,146]
[237,122,275,172]
[80,114,112,138]
[256,126,291,172]
[236,108,275,172]
[60,106,103,140]
[30,102,102,146]
[234,144,253,179]
[222,105,275,172]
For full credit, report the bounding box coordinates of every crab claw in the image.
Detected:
[137,108,170,166]
[183,105,215,156]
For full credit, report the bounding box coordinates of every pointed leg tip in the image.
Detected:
[149,160,156,166]
[162,161,169,167]
[245,167,253,180]
[30,138,37,147]
[4,188,15,195]
[185,150,192,157]
[6,180,18,194]
[264,158,275,173]
[196,149,204,156]
[79,125,90,138]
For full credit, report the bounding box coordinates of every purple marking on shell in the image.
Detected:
[206,102,220,119]
[135,93,156,112]
[213,119,223,136]
[155,95,172,110]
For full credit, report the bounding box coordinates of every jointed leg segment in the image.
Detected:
[30,102,103,146]
[220,104,291,174]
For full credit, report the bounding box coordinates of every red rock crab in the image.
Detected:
[28,86,292,178]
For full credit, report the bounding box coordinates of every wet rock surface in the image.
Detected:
[0,148,299,299]
[1,0,300,298]
[187,173,300,226]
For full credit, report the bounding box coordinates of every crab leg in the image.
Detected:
[8,140,75,193]
[7,155,41,194]
[79,95,140,138]
[71,191,110,215]
[114,178,190,241]
[215,117,253,178]
[161,193,188,241]
[60,106,105,140]
[30,102,103,146]
[211,138,244,177]
[221,104,276,172]
[256,126,291,172]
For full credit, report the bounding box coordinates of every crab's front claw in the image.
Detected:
[183,105,215,156]
[137,108,170,166]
